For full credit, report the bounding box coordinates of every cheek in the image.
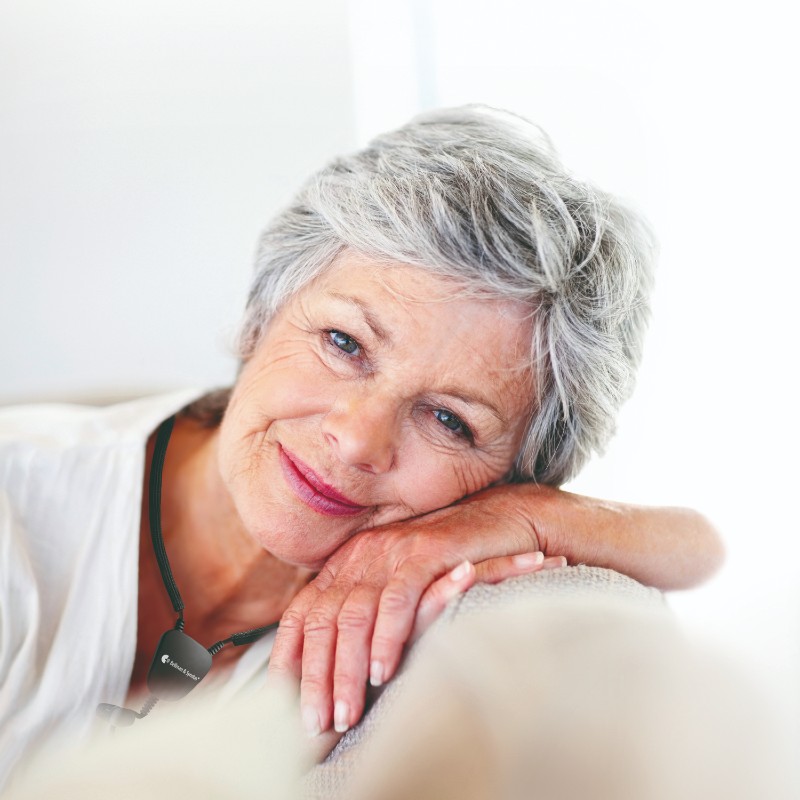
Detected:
[247,504,355,570]
[227,347,335,436]
[216,426,359,570]
[217,361,335,516]
[390,445,512,518]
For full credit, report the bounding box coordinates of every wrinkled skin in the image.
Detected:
[268,484,567,740]
[214,251,554,735]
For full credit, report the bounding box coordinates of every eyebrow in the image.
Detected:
[327,291,509,427]
[327,292,393,345]
[436,388,507,426]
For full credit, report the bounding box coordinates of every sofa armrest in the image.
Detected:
[303,566,663,799]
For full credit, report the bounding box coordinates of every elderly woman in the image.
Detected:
[0,106,721,787]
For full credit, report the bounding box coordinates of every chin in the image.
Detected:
[262,541,334,571]
[245,509,354,570]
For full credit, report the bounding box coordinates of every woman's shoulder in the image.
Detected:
[0,389,207,544]
[0,389,205,791]
[0,389,206,449]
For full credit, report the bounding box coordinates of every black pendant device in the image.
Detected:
[96,414,278,728]
[147,629,213,700]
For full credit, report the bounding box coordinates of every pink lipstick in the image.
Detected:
[279,447,368,517]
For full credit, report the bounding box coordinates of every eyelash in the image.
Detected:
[324,329,475,442]
[432,408,473,442]
[327,329,361,357]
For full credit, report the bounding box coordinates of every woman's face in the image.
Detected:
[218,251,534,568]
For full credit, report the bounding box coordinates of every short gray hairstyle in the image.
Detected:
[237,105,656,486]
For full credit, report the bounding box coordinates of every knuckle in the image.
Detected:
[332,684,354,705]
[266,661,291,677]
[434,581,457,604]
[370,631,403,656]
[476,560,501,581]
[279,607,306,632]
[268,639,289,662]
[336,604,372,633]
[379,584,415,616]
[299,673,328,694]
[336,564,366,585]
[304,607,335,637]
[332,663,362,686]
[333,679,365,710]
[414,597,437,623]
[419,582,446,607]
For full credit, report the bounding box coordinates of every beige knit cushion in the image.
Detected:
[303,566,662,799]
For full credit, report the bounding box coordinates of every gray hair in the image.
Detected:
[236,105,656,486]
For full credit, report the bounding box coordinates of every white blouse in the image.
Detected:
[0,391,275,790]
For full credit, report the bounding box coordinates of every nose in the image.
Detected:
[322,385,400,474]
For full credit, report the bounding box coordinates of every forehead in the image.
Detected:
[300,251,535,424]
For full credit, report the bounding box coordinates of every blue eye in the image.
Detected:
[434,409,472,439]
[329,330,360,355]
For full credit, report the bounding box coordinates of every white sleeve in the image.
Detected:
[0,491,43,789]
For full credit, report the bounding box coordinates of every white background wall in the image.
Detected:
[348,0,799,699]
[0,0,355,402]
[2,0,797,698]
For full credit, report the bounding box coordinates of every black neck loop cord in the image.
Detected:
[150,416,279,649]
[97,414,278,728]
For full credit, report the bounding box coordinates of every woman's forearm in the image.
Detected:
[268,481,724,738]
[508,483,725,590]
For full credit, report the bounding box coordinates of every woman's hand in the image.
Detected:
[267,482,724,740]
[267,485,562,738]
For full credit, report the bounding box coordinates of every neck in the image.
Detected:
[146,415,312,638]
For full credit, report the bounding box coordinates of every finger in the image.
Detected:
[299,584,351,737]
[369,559,438,688]
[268,581,324,685]
[472,551,546,583]
[410,560,476,643]
[331,582,383,733]
[542,555,568,569]
[410,553,548,643]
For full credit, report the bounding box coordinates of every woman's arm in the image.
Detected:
[268,484,724,742]
[499,482,725,591]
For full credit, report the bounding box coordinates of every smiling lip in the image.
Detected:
[279,447,368,517]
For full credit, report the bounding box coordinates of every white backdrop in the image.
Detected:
[2,0,797,695]
[0,0,355,403]
[347,0,799,695]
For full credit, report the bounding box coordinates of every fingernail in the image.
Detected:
[543,556,568,570]
[449,560,471,582]
[334,700,350,733]
[301,705,321,738]
[370,660,384,687]
[513,552,545,569]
